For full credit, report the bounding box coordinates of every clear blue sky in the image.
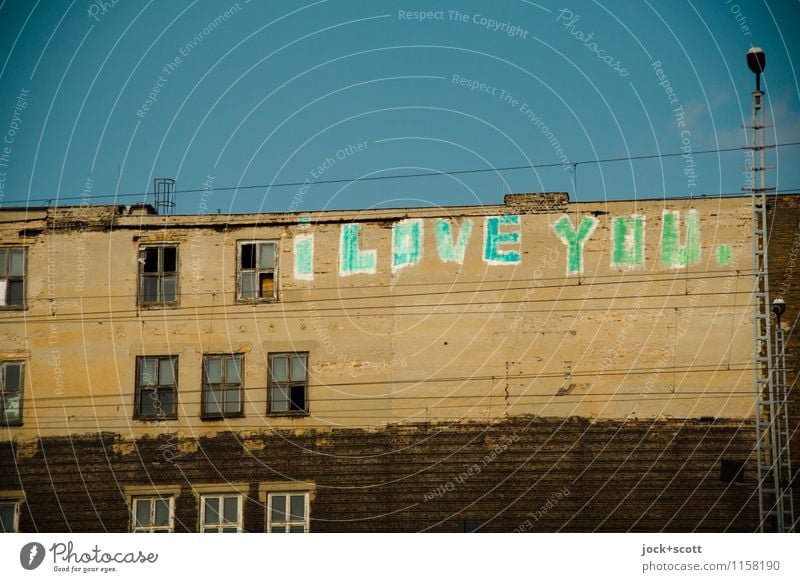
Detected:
[0,0,798,214]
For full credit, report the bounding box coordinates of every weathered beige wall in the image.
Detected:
[0,195,755,440]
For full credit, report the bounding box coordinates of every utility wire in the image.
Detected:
[8,142,800,205]
[0,300,753,324]
[0,286,757,324]
[0,269,762,304]
[20,363,756,404]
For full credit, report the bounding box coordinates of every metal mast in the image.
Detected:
[771,299,796,531]
[744,47,795,532]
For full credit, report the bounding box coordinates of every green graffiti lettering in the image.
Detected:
[483,215,521,264]
[294,234,314,280]
[611,215,645,268]
[716,244,733,266]
[392,219,423,271]
[435,218,472,264]
[661,210,701,268]
[340,224,376,276]
[552,214,598,275]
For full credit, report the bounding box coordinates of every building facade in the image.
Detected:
[1,192,798,532]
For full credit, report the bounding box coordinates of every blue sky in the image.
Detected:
[0,0,798,214]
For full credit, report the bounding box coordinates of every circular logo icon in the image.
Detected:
[20,542,46,570]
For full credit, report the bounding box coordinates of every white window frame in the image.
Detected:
[0,498,21,533]
[200,493,243,533]
[236,240,278,302]
[130,495,175,533]
[267,492,310,533]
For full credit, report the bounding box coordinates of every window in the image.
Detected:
[0,247,25,308]
[131,496,174,532]
[135,356,177,419]
[268,353,308,415]
[720,460,746,484]
[202,355,243,418]
[0,500,20,533]
[237,241,277,301]
[0,361,23,426]
[267,492,309,532]
[138,245,178,305]
[200,494,242,532]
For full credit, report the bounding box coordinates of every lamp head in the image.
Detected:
[772,297,786,317]
[747,47,766,75]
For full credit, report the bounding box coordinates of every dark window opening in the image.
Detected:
[238,241,276,300]
[241,243,256,269]
[460,520,482,533]
[0,502,18,532]
[138,246,178,305]
[720,460,746,484]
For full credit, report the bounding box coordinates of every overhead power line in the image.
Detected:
[8,141,800,205]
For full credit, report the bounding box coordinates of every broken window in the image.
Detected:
[0,361,24,426]
[138,245,178,305]
[237,241,276,300]
[0,500,20,532]
[268,353,308,415]
[135,356,178,419]
[267,492,309,532]
[202,354,243,418]
[0,247,26,308]
[131,496,174,532]
[201,494,241,533]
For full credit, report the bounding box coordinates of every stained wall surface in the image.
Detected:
[0,194,760,439]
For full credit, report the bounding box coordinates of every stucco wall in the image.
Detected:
[0,194,761,439]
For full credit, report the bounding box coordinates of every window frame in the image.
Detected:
[199,493,243,533]
[134,356,178,421]
[130,495,175,533]
[267,352,309,416]
[137,244,180,307]
[0,246,27,310]
[266,492,310,533]
[236,240,278,302]
[0,498,21,533]
[0,360,24,427]
[201,354,244,419]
